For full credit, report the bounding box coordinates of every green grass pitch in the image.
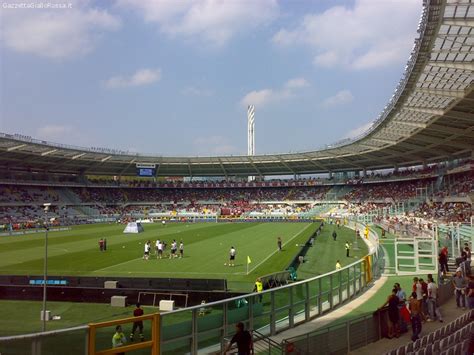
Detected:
[0,221,370,337]
[0,222,316,288]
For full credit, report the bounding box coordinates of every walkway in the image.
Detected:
[350,298,469,354]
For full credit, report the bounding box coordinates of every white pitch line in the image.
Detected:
[247,223,313,274]
[93,257,143,272]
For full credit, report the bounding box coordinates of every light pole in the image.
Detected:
[42,203,51,332]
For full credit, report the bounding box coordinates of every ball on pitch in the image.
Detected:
[122,246,125,248]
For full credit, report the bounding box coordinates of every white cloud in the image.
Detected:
[118,0,278,46]
[0,4,121,59]
[344,122,374,139]
[241,89,276,108]
[105,68,162,89]
[284,78,309,89]
[240,78,309,108]
[37,125,73,140]
[322,90,354,108]
[272,0,421,70]
[181,86,214,97]
[193,135,238,155]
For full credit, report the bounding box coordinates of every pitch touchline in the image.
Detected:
[247,223,313,274]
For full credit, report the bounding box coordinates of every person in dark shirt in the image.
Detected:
[130,303,144,342]
[468,275,474,309]
[225,322,253,355]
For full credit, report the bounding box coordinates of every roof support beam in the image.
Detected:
[72,153,86,160]
[118,158,137,176]
[299,154,328,171]
[403,107,444,116]
[444,110,474,122]
[217,158,228,178]
[101,156,112,162]
[442,19,474,27]
[247,158,263,177]
[7,144,26,151]
[392,121,427,129]
[414,87,466,98]
[426,124,474,137]
[370,138,397,145]
[187,161,192,177]
[41,149,57,156]
[278,157,296,175]
[324,152,362,169]
[413,134,473,150]
[428,61,474,71]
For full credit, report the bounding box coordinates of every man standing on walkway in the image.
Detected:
[427,274,443,322]
[452,270,467,308]
[409,292,422,341]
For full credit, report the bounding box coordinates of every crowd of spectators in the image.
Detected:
[0,168,472,226]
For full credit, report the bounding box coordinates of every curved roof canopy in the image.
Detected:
[0,0,473,177]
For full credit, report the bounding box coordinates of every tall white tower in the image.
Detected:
[247,105,255,156]
[247,105,255,181]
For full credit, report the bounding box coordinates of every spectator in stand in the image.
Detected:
[426,274,443,322]
[452,270,467,309]
[439,247,449,276]
[408,291,422,341]
[379,288,400,339]
[419,278,429,320]
[412,277,427,322]
[393,282,410,333]
[468,275,474,310]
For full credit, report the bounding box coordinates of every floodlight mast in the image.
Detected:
[247,105,255,181]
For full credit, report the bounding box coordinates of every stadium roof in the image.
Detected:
[0,0,473,177]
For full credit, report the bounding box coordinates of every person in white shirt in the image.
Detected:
[143,241,150,260]
[157,241,163,259]
[227,247,236,267]
[155,240,160,257]
[427,274,443,322]
[179,241,184,258]
[170,240,177,259]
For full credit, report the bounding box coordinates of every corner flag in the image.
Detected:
[247,256,252,264]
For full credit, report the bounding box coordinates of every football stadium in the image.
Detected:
[0,0,473,354]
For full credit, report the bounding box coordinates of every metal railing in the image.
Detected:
[221,330,282,355]
[0,325,88,355]
[158,231,381,354]
[281,279,456,354]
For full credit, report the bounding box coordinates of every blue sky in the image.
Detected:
[0,0,422,156]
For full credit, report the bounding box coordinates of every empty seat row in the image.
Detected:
[385,310,473,355]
